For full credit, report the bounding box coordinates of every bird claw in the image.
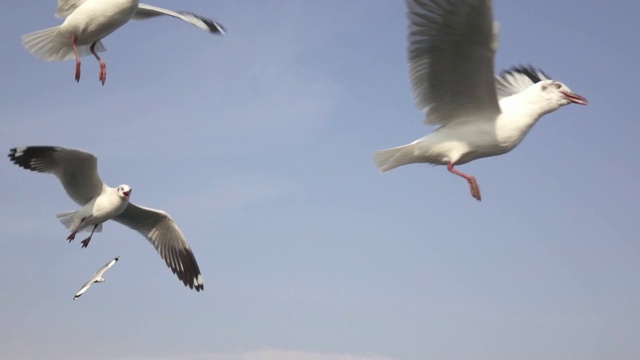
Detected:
[75,64,81,83]
[80,238,91,248]
[447,163,482,202]
[469,180,482,201]
[98,61,106,86]
[67,233,76,242]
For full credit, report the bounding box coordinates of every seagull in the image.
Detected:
[373,0,588,201]
[22,0,226,85]
[74,256,119,300]
[8,146,204,291]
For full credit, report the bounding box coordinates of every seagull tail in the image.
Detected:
[21,27,106,61]
[56,211,77,229]
[55,212,103,233]
[373,143,417,172]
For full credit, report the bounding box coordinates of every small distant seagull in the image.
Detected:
[373,0,588,201]
[22,0,226,85]
[74,256,120,300]
[8,146,204,292]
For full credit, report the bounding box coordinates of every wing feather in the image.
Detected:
[56,0,90,18]
[113,204,204,291]
[73,279,94,300]
[406,0,500,126]
[133,3,225,34]
[8,146,104,205]
[495,65,552,99]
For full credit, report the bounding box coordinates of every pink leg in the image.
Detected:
[90,42,106,86]
[80,224,99,249]
[447,162,482,201]
[72,35,81,82]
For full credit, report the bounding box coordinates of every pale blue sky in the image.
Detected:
[1,1,639,359]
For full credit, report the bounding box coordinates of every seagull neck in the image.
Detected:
[500,93,549,127]
[495,93,551,148]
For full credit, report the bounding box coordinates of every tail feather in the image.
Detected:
[55,212,102,233]
[373,143,416,172]
[56,211,77,229]
[22,27,106,61]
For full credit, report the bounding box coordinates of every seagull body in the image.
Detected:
[8,146,204,291]
[374,0,588,201]
[22,0,225,85]
[74,256,120,300]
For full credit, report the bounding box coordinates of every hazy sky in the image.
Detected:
[1,1,639,359]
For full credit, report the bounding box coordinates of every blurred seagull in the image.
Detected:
[8,146,204,292]
[74,256,119,300]
[373,0,588,201]
[22,0,226,85]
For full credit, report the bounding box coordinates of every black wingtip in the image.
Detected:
[500,64,552,83]
[7,146,58,173]
[202,18,226,35]
[165,248,205,292]
[181,12,226,35]
[8,146,35,170]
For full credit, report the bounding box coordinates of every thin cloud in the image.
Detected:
[116,349,395,360]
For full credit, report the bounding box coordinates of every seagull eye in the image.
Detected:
[553,82,561,89]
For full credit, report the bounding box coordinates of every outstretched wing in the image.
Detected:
[94,256,120,277]
[8,146,105,206]
[113,204,204,291]
[73,278,96,300]
[133,3,225,34]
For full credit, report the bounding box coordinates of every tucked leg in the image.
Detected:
[80,224,99,249]
[67,216,86,243]
[90,42,106,85]
[72,35,81,82]
[447,162,481,201]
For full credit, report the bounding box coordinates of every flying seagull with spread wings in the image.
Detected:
[374,0,588,201]
[74,256,120,300]
[8,146,204,291]
[22,0,225,85]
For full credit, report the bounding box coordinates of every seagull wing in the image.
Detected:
[112,203,204,291]
[73,278,96,300]
[94,256,120,277]
[132,3,225,34]
[8,146,105,206]
[73,257,119,300]
[495,65,552,100]
[406,0,500,126]
[56,0,90,18]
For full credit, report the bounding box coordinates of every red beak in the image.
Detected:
[123,190,131,199]
[561,91,588,105]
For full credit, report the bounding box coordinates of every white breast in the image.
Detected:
[60,0,139,44]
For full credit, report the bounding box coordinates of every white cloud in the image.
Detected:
[116,349,394,360]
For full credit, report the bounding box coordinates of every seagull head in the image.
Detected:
[117,185,132,200]
[539,80,588,108]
